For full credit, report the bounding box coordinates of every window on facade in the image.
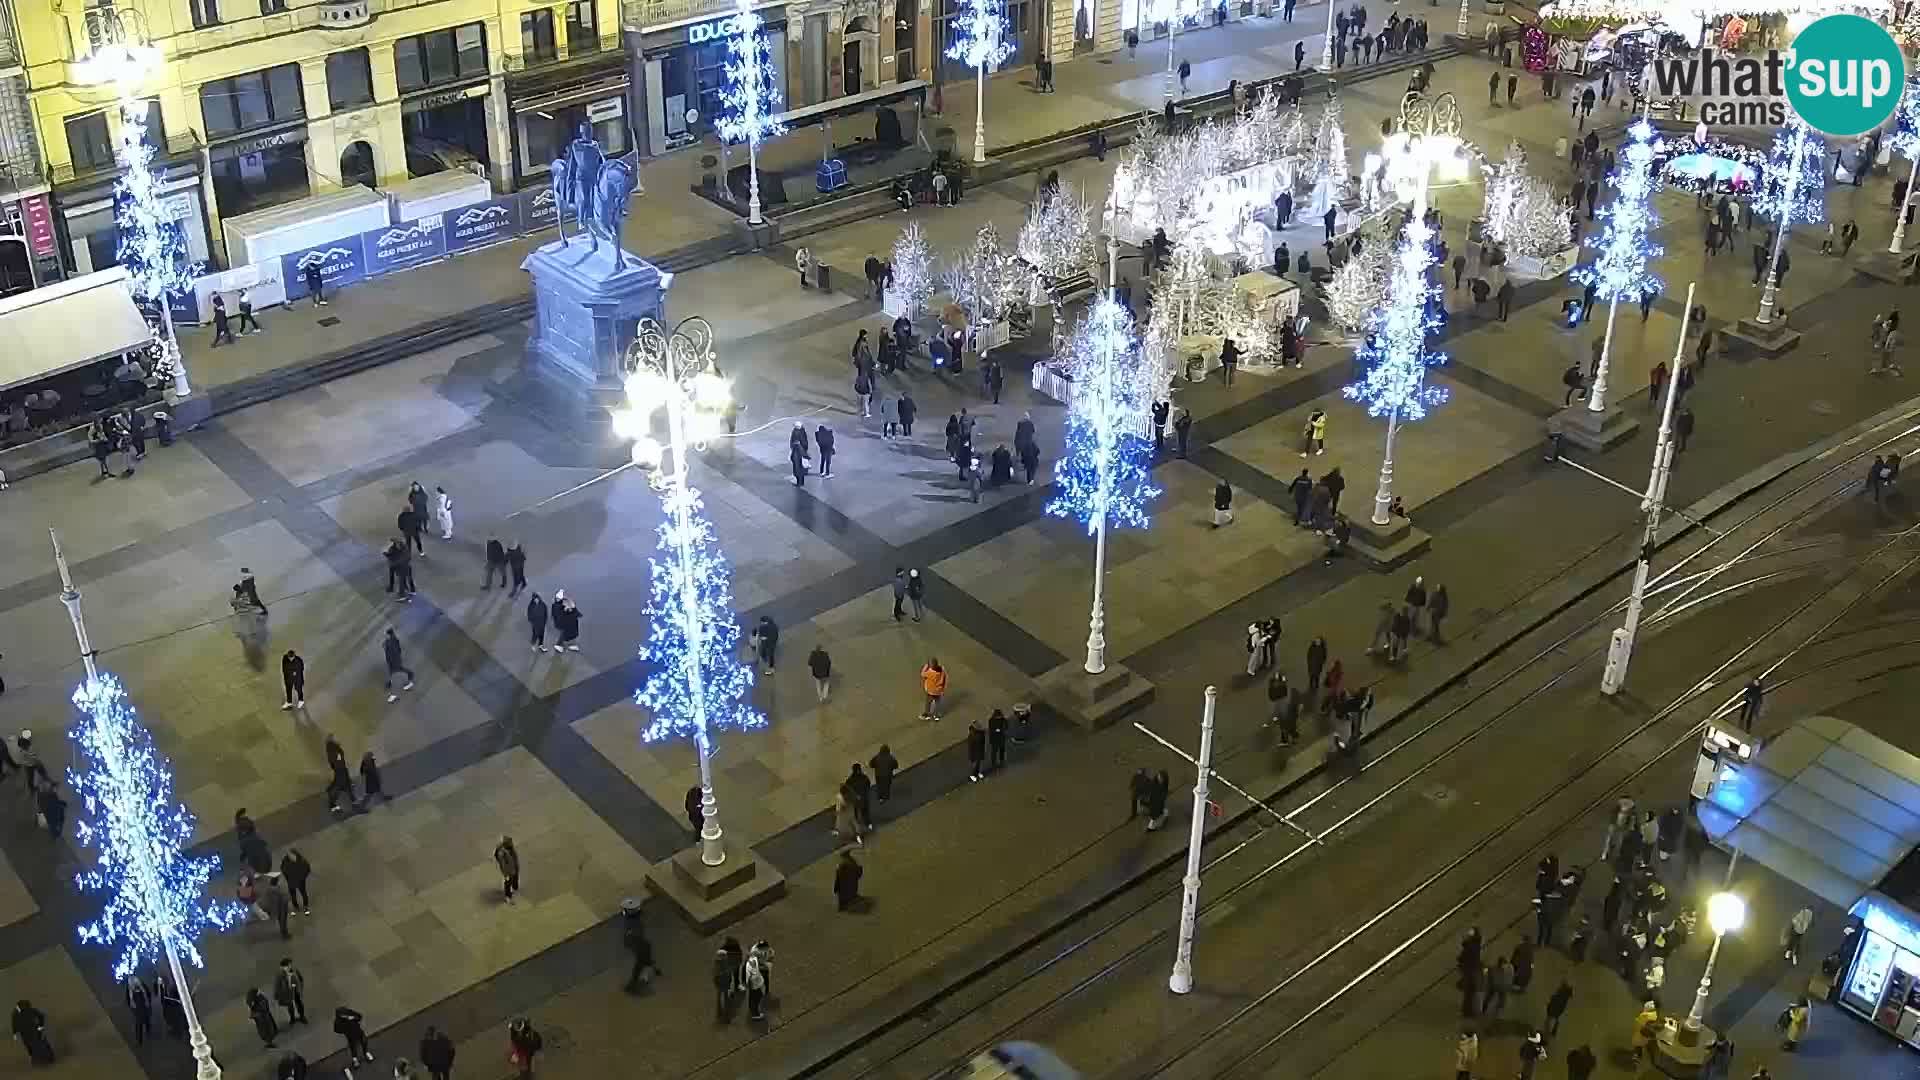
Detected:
[567,1,599,51]
[395,23,489,92]
[258,0,286,12]
[139,98,165,151]
[521,10,557,63]
[189,0,220,28]
[199,63,307,139]
[327,48,375,111]
[64,111,112,171]
[894,0,915,80]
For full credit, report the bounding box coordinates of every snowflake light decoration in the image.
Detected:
[890,221,935,319]
[635,483,764,745]
[115,101,197,316]
[1753,115,1826,229]
[69,673,245,982]
[1572,119,1663,303]
[715,0,787,148]
[1343,216,1449,422]
[1325,236,1391,334]
[1018,185,1096,287]
[1890,75,1920,163]
[945,0,1015,72]
[1047,297,1162,533]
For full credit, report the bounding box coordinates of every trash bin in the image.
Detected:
[1012,703,1033,742]
[1555,137,1570,159]
[816,261,831,291]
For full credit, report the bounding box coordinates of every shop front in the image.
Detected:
[938,0,1036,84]
[56,158,215,278]
[506,54,631,187]
[206,126,312,221]
[631,6,790,156]
[400,81,494,178]
[0,193,59,294]
[1840,896,1920,1045]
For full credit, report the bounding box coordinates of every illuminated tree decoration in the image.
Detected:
[1018,184,1096,288]
[889,221,935,319]
[635,483,765,745]
[1343,216,1449,423]
[1325,236,1391,334]
[1754,114,1827,229]
[1572,118,1663,304]
[1309,96,1351,192]
[69,673,245,982]
[1522,25,1550,73]
[1481,141,1528,246]
[115,99,196,383]
[1047,297,1162,533]
[715,0,787,150]
[1890,74,1920,163]
[945,0,1015,73]
[1507,179,1572,258]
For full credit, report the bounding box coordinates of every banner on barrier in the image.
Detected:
[280,239,366,300]
[362,213,447,276]
[445,196,523,254]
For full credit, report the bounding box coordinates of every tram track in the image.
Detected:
[785,419,1920,1079]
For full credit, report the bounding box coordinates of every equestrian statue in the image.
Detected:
[548,123,640,269]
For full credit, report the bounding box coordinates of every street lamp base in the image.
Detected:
[1856,247,1920,284]
[1722,317,1803,358]
[1649,1021,1721,1077]
[1036,657,1156,731]
[644,842,788,934]
[1345,515,1432,569]
[1547,401,1641,454]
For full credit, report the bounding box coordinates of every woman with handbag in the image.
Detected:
[508,1018,543,1077]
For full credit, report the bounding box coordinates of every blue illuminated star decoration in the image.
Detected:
[635,483,765,747]
[1753,114,1827,229]
[114,101,198,313]
[68,673,246,982]
[1571,119,1662,305]
[1046,296,1161,533]
[946,0,1016,73]
[1343,215,1449,422]
[715,0,787,149]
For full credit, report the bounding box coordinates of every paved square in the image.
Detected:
[0,946,142,1079]
[187,748,650,1079]
[575,582,1033,847]
[0,850,33,928]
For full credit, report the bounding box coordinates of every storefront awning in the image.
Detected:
[0,266,153,393]
[1699,715,1920,910]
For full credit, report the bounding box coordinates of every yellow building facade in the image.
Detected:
[20,0,622,269]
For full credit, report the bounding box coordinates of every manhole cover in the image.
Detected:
[1424,784,1457,806]
[317,316,342,327]
[1809,399,1836,416]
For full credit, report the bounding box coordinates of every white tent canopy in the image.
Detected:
[1698,715,1920,910]
[0,267,153,395]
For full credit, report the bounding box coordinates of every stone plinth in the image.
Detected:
[1723,315,1802,357]
[1037,660,1156,730]
[1348,514,1431,569]
[1854,246,1919,284]
[520,238,670,404]
[1551,400,1641,453]
[1649,1021,1719,1078]
[644,843,787,935]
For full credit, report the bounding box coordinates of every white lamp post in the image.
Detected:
[1455,0,1470,38]
[947,0,1014,165]
[616,317,740,867]
[1886,78,1920,255]
[1600,284,1694,696]
[1757,121,1819,327]
[1168,686,1217,994]
[1686,892,1747,1032]
[52,531,223,1080]
[715,0,786,227]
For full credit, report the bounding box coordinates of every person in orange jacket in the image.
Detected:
[920,658,947,720]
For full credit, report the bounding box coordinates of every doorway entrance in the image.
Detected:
[1074,0,1095,52]
[341,140,376,189]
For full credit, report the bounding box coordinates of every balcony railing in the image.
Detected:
[0,0,22,71]
[501,34,622,75]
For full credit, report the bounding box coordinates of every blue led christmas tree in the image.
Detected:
[1047,296,1161,673]
[1569,118,1662,412]
[1754,115,1826,324]
[114,101,197,394]
[1888,75,1920,254]
[715,0,786,224]
[69,673,246,982]
[1343,214,1448,525]
[946,0,1014,163]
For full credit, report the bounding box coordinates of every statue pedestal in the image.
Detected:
[519,238,669,408]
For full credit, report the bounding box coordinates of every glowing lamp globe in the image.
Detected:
[625,369,670,408]
[692,371,730,409]
[1706,892,1746,936]
[610,407,645,441]
[631,436,664,468]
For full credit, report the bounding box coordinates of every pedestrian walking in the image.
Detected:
[360,750,384,801]
[1306,635,1328,704]
[712,943,738,1020]
[1288,469,1313,525]
[808,644,832,702]
[248,989,279,1048]
[833,789,862,844]
[382,629,415,703]
[434,486,453,540]
[967,719,987,781]
[1174,409,1193,457]
[744,944,770,1021]
[1739,676,1763,728]
[1780,997,1809,1051]
[278,649,306,711]
[1301,408,1327,456]
[553,591,582,651]
[920,657,946,719]
[891,567,909,621]
[237,288,264,335]
[1506,73,1517,105]
[1428,584,1450,642]
[789,422,810,486]
[127,976,154,1045]
[1482,956,1511,1016]
[212,293,234,345]
[1783,906,1812,964]
[752,614,779,673]
[495,836,520,904]
[274,959,308,1025]
[1511,934,1535,991]
[280,849,312,914]
[843,763,872,828]
[1518,1031,1546,1078]
[1453,1029,1478,1080]
[988,707,1009,769]
[1566,1042,1596,1080]
[526,592,549,652]
[485,536,509,589]
[1220,337,1240,385]
[1213,480,1234,527]
[1178,58,1191,94]
[816,424,836,477]
[158,977,186,1039]
[260,873,292,939]
[835,849,865,911]
[871,744,897,802]
[507,540,528,596]
[1545,979,1573,1037]
[907,568,926,621]
[420,1028,455,1080]
[507,1019,541,1079]
[1405,576,1428,634]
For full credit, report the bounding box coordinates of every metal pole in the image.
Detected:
[1168,685,1217,995]
[747,136,764,225]
[1587,294,1622,412]
[1321,0,1336,71]
[53,531,222,1080]
[1086,512,1110,673]
[1891,151,1920,255]
[1685,928,1726,1030]
[1601,283,1693,696]
[973,64,989,164]
[1756,130,1803,325]
[1455,0,1469,38]
[1370,406,1400,525]
[1107,188,1121,288]
[1166,11,1178,101]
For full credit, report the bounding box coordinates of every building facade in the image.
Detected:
[0,0,54,293]
[17,0,620,271]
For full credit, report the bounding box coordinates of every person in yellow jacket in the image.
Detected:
[920,658,947,720]
[1630,1001,1661,1063]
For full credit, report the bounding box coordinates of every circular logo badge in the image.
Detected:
[1785,14,1905,137]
